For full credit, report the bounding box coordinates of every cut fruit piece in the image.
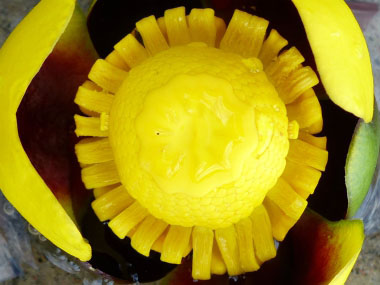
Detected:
[211,239,227,275]
[265,47,304,88]
[91,185,134,222]
[93,183,120,198]
[164,7,191,46]
[131,215,168,256]
[289,209,365,285]
[282,160,322,197]
[81,160,120,189]
[0,0,92,261]
[136,15,169,55]
[287,139,328,171]
[220,10,268,57]
[266,178,307,220]
[157,17,168,40]
[214,17,226,47]
[263,198,298,242]
[188,8,216,47]
[292,0,374,122]
[215,226,243,276]
[105,50,129,71]
[74,115,108,137]
[346,107,380,218]
[114,34,149,68]
[75,138,113,164]
[109,200,149,239]
[235,218,260,272]
[276,66,319,104]
[258,29,288,67]
[286,88,323,134]
[88,59,127,93]
[74,86,114,114]
[192,226,213,280]
[161,225,192,264]
[250,205,276,264]
[298,131,327,149]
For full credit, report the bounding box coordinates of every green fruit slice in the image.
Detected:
[345,106,380,218]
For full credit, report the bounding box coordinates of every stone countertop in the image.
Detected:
[0,0,379,284]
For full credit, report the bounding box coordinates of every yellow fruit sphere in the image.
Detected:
[109,44,289,228]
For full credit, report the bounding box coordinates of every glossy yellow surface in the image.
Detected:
[292,0,374,122]
[135,73,258,197]
[110,44,289,228]
[326,219,364,285]
[0,0,91,260]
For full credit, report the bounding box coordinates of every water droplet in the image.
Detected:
[131,273,139,283]
[3,202,15,215]
[39,234,47,242]
[72,264,81,272]
[229,276,239,282]
[28,224,39,235]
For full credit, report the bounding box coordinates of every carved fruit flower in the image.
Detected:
[0,0,376,283]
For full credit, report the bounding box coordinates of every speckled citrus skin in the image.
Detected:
[109,43,289,228]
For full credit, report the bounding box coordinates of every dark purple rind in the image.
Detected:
[16,44,95,223]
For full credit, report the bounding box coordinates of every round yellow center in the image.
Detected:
[109,43,289,228]
[136,73,258,197]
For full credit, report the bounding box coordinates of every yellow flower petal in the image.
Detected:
[0,0,91,261]
[292,0,374,122]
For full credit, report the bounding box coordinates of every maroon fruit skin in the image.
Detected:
[16,32,97,223]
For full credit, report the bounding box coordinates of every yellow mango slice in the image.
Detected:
[287,139,328,171]
[298,131,327,149]
[81,161,120,189]
[267,178,307,220]
[292,0,373,122]
[165,7,191,46]
[286,88,323,134]
[188,8,216,47]
[157,17,168,40]
[114,34,149,68]
[215,226,243,276]
[282,160,322,196]
[91,185,134,222]
[259,29,288,67]
[211,240,227,275]
[109,201,149,239]
[74,86,114,114]
[136,15,169,55]
[161,225,192,264]
[263,198,297,242]
[192,227,213,280]
[250,205,276,264]
[276,67,319,104]
[131,215,168,256]
[105,50,129,71]
[0,0,90,261]
[88,59,127,93]
[235,218,260,272]
[214,17,226,47]
[93,184,120,198]
[75,138,113,164]
[74,115,108,137]
[220,10,268,57]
